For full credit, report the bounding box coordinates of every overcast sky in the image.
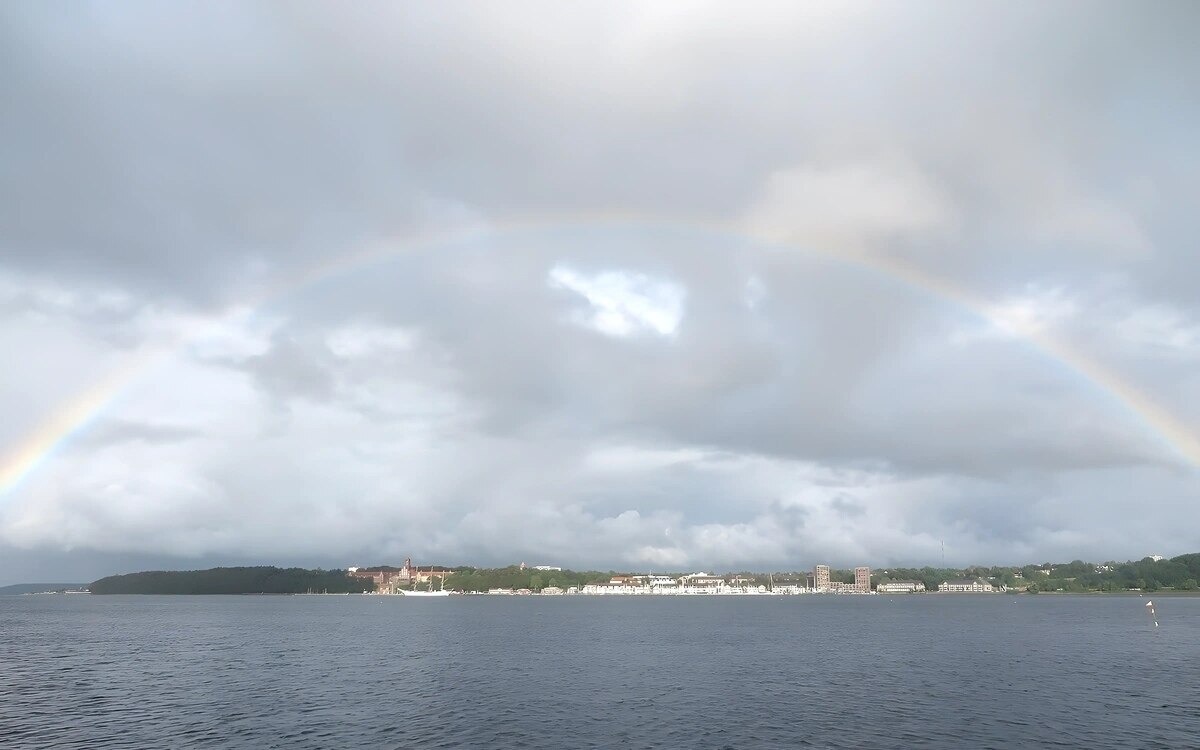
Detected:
[2,2,1198,584]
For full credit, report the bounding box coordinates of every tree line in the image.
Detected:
[445,554,1200,594]
[89,566,375,595]
[441,566,617,592]
[871,554,1200,593]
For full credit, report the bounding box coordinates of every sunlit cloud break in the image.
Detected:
[547,265,685,338]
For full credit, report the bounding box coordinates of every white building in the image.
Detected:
[877,580,926,593]
[938,578,995,593]
[678,573,726,594]
[582,581,634,595]
[647,575,679,592]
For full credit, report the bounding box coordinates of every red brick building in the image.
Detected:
[348,558,455,592]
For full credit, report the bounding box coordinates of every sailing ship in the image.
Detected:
[400,569,452,597]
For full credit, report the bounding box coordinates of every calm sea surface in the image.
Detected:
[2,594,1198,749]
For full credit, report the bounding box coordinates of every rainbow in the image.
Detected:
[2,217,1197,499]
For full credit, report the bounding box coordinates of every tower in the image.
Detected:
[855,566,871,593]
[814,564,831,591]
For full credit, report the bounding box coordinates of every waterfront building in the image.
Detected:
[938,578,996,593]
[678,573,725,593]
[811,564,872,593]
[582,581,629,595]
[876,580,926,593]
[346,558,454,592]
[412,567,455,584]
[347,565,405,591]
[646,575,679,592]
[854,567,871,593]
[826,581,860,593]
[814,565,831,591]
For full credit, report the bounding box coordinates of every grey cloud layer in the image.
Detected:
[1,2,1198,582]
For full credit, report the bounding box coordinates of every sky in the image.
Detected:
[2,2,1198,584]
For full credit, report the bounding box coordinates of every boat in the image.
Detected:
[400,569,452,597]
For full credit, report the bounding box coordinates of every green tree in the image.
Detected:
[90,566,374,595]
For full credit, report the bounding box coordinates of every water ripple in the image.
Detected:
[1,595,1198,748]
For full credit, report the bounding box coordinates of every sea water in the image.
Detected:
[2,594,1197,748]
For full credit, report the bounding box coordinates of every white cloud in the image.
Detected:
[0,270,135,320]
[744,275,767,310]
[631,545,690,569]
[1111,305,1200,360]
[583,444,711,473]
[1033,192,1152,259]
[985,286,1078,338]
[326,322,418,359]
[547,265,685,337]
[743,156,954,251]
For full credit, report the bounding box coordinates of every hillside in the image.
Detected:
[0,583,88,595]
[89,566,373,595]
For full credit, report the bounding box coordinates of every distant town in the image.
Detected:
[27,552,1200,596]
[346,553,1200,596]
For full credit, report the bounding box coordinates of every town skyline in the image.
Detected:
[2,544,1190,589]
[70,550,1200,596]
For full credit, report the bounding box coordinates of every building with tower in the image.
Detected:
[347,558,454,593]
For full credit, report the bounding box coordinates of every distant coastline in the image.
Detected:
[0,583,88,596]
[88,567,372,595]
[61,553,1200,596]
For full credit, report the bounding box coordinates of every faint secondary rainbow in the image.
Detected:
[2,216,1197,500]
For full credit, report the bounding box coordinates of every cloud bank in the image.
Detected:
[1,2,1198,582]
